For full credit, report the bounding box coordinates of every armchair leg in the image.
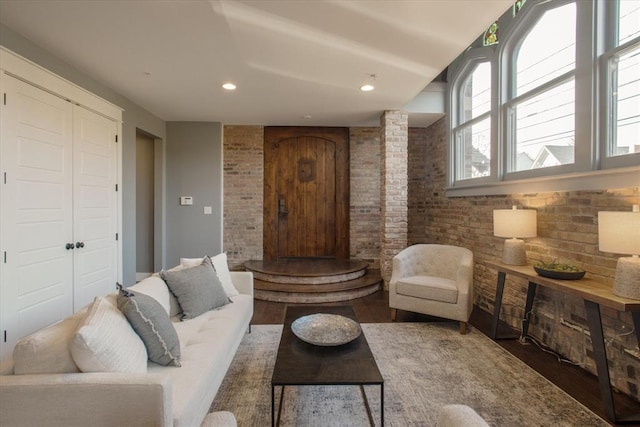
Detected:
[391,308,397,321]
[459,322,468,335]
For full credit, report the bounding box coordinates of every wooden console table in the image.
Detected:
[485,260,640,424]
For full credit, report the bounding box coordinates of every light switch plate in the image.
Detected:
[204,206,212,214]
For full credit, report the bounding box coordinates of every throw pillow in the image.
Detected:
[128,275,172,316]
[70,296,148,373]
[117,286,181,367]
[210,253,240,297]
[181,253,239,297]
[161,256,230,320]
[12,307,88,375]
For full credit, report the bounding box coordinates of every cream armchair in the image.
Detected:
[389,244,474,334]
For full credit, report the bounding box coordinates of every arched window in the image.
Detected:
[453,60,492,180]
[447,0,639,196]
[507,2,576,172]
[602,0,640,167]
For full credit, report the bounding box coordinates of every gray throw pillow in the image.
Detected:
[160,256,230,320]
[117,286,181,367]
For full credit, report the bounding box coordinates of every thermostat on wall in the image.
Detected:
[180,196,193,206]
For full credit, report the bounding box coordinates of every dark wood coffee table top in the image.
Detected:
[272,305,383,386]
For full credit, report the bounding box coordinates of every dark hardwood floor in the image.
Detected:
[252,290,640,426]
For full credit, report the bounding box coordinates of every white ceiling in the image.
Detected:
[0,0,513,127]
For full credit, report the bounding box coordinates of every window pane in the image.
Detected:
[618,0,640,46]
[610,45,640,157]
[512,79,575,171]
[461,62,491,122]
[456,117,491,179]
[516,3,576,96]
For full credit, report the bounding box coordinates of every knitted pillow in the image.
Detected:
[161,256,230,320]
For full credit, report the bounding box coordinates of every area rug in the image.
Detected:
[210,323,607,426]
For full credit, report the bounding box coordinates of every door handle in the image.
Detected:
[65,243,74,250]
[75,242,85,249]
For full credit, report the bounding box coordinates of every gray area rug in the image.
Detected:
[210,323,607,426]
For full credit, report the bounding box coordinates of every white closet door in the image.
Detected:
[72,105,117,310]
[0,75,74,359]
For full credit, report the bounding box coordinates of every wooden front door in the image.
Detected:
[264,127,349,260]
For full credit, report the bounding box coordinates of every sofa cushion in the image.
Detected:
[149,293,253,427]
[12,306,88,375]
[71,296,148,373]
[117,287,181,367]
[161,256,230,320]
[181,253,239,297]
[396,276,458,303]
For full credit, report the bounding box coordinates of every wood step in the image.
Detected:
[246,259,382,304]
[245,259,368,285]
[254,282,382,304]
[254,269,382,293]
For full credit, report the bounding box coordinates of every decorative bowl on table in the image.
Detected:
[291,313,362,346]
[533,261,586,280]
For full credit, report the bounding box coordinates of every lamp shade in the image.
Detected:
[598,207,640,255]
[493,206,537,239]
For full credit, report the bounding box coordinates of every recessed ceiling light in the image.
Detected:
[360,84,375,92]
[222,83,237,90]
[302,115,312,119]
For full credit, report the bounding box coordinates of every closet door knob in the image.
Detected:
[75,242,85,249]
[65,243,74,250]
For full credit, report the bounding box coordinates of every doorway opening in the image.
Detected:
[135,129,164,281]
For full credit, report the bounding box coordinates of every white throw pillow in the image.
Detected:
[181,253,239,297]
[128,275,172,316]
[70,296,147,373]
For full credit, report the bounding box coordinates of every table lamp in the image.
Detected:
[493,206,537,265]
[598,204,640,299]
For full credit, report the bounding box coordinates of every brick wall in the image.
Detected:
[222,125,264,270]
[349,128,381,267]
[380,111,409,284]
[410,117,640,401]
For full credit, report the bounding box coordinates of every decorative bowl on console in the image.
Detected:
[534,261,586,280]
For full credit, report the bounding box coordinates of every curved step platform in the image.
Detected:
[244,259,382,303]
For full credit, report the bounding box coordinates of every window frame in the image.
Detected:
[446,0,640,197]
[448,49,497,188]
[598,0,640,170]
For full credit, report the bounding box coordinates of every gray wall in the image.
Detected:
[166,122,223,266]
[1,23,166,285]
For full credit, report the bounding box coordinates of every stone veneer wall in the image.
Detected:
[222,126,264,270]
[410,117,640,401]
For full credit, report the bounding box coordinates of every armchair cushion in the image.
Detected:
[396,276,458,304]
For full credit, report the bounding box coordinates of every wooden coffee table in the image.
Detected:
[271,305,384,426]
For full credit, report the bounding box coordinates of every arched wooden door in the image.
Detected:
[264,127,349,260]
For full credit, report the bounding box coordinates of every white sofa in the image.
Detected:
[0,270,254,427]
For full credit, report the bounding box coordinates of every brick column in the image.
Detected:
[380,110,408,287]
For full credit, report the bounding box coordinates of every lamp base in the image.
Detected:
[502,238,527,265]
[612,256,640,299]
